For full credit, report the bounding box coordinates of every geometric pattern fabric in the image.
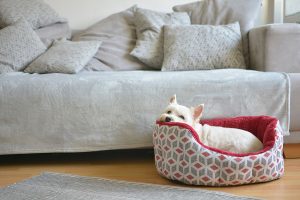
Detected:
[153,119,284,186]
[162,22,246,71]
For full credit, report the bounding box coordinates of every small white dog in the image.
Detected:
[159,95,263,154]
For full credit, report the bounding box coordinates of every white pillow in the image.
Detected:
[0,0,67,29]
[25,40,101,74]
[0,20,46,73]
[161,22,246,71]
[130,8,190,69]
[173,0,262,67]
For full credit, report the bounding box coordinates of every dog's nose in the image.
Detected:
[165,117,172,122]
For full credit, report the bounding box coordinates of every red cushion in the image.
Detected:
[200,116,278,156]
[156,116,278,157]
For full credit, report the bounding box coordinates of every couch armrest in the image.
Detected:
[249,23,300,72]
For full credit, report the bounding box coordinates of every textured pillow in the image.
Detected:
[73,6,150,71]
[130,8,191,69]
[25,40,101,74]
[173,0,262,67]
[0,0,67,29]
[0,20,47,74]
[35,22,72,47]
[161,23,246,71]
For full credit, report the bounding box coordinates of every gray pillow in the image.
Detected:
[35,22,72,47]
[0,20,47,73]
[25,40,101,74]
[130,8,191,69]
[0,0,67,29]
[73,6,150,71]
[161,22,246,71]
[173,0,262,67]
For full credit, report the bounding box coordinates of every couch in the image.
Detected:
[249,23,300,143]
[0,1,298,155]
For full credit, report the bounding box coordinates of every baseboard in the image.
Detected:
[284,131,300,143]
[284,133,300,158]
[284,143,300,158]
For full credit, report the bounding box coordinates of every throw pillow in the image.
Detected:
[130,8,191,69]
[35,22,72,47]
[0,20,47,73]
[72,6,150,71]
[161,22,246,71]
[0,0,67,29]
[25,40,101,74]
[173,0,262,67]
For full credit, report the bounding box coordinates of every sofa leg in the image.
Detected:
[284,144,300,158]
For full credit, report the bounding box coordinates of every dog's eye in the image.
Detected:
[167,111,171,114]
[179,115,185,120]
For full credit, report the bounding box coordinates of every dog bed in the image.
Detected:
[153,116,284,186]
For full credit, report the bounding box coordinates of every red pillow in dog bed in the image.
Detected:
[153,116,284,186]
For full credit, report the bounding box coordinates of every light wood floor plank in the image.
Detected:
[284,144,300,158]
[0,149,299,200]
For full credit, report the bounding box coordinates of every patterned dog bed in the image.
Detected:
[153,116,284,186]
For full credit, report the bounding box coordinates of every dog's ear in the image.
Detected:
[193,104,204,122]
[169,94,177,104]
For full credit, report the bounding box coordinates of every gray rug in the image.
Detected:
[0,172,260,200]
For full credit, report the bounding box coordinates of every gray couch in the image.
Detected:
[0,23,298,155]
[249,23,300,143]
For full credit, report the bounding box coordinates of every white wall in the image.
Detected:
[45,0,273,30]
[45,0,193,29]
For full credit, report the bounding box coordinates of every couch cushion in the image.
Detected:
[249,24,300,73]
[162,23,245,71]
[0,0,67,29]
[173,0,262,67]
[83,58,113,72]
[0,20,46,73]
[72,6,150,71]
[130,8,191,69]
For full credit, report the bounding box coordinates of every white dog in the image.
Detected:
[159,95,263,154]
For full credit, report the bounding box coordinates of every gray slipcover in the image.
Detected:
[0,69,290,154]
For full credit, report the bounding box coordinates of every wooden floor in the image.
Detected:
[0,149,299,200]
